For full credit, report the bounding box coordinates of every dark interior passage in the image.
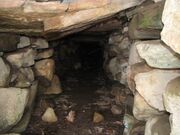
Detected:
[53,35,106,80]
[24,34,125,135]
[77,42,104,71]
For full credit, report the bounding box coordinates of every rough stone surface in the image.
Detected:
[1,133,20,135]
[17,36,31,49]
[130,122,145,135]
[111,105,122,115]
[93,112,104,123]
[111,86,127,105]
[133,92,162,121]
[153,0,163,2]
[107,36,130,63]
[136,40,180,69]
[66,110,75,123]
[108,57,128,85]
[5,48,36,68]
[135,69,180,111]
[31,38,49,49]
[10,67,34,88]
[0,52,3,56]
[44,0,146,39]
[0,58,10,87]
[44,75,63,95]
[123,114,140,135]
[163,77,180,135]
[153,0,164,2]
[127,62,151,93]
[0,0,25,9]
[128,42,143,65]
[42,107,58,123]
[0,0,145,39]
[129,2,163,40]
[109,34,131,50]
[0,88,29,133]
[0,34,19,52]
[109,33,123,45]
[161,0,180,54]
[35,48,54,60]
[34,59,55,82]
[145,114,170,135]
[10,81,38,133]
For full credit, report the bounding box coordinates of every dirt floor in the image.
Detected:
[23,69,125,135]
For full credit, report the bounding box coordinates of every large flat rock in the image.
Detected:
[145,114,170,135]
[0,0,26,9]
[161,0,180,54]
[133,92,162,121]
[163,77,180,135]
[127,62,151,93]
[135,69,180,111]
[136,40,180,69]
[129,2,163,40]
[0,0,145,40]
[0,88,29,133]
[10,81,38,133]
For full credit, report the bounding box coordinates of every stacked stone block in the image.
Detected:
[0,35,62,134]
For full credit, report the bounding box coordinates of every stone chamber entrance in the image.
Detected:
[0,0,180,135]
[23,31,129,135]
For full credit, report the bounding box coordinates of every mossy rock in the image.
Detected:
[138,2,164,30]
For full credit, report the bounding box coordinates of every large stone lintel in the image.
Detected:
[0,0,145,40]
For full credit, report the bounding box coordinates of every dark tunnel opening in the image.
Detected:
[24,33,125,135]
[53,34,108,83]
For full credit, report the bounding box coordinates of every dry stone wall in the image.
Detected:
[106,1,180,135]
[0,35,62,134]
